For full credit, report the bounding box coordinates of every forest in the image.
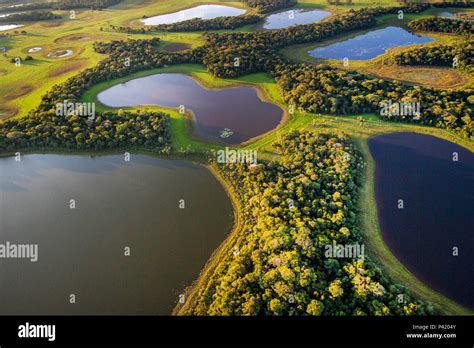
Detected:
[408,17,473,35]
[0,0,122,12]
[178,131,436,315]
[391,40,473,72]
[273,63,473,138]
[241,0,296,13]
[0,110,171,152]
[0,11,61,23]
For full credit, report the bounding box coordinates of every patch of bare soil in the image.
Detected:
[4,85,33,100]
[162,43,192,52]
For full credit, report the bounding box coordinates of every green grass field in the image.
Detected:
[1,0,473,315]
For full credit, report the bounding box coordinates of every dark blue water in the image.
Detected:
[369,132,474,310]
[309,26,434,60]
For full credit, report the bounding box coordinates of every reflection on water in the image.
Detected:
[141,4,246,25]
[97,73,283,144]
[263,8,330,29]
[0,154,234,314]
[309,26,434,60]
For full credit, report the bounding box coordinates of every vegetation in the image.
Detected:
[0,0,123,12]
[178,131,435,315]
[408,17,473,35]
[0,110,171,152]
[0,2,53,13]
[391,40,473,72]
[0,11,61,23]
[241,0,296,13]
[273,63,473,138]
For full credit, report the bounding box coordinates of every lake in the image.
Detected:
[97,73,283,144]
[0,154,234,314]
[141,4,246,25]
[369,132,474,310]
[263,8,331,29]
[0,24,22,31]
[308,26,434,60]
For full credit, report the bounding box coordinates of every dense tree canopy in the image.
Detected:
[0,0,123,12]
[0,11,61,23]
[391,40,473,72]
[241,0,296,13]
[178,131,436,315]
[274,63,473,138]
[408,17,473,35]
[0,110,171,152]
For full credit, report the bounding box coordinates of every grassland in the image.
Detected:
[1,0,473,315]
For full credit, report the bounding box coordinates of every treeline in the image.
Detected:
[273,63,473,138]
[391,41,473,72]
[39,38,200,111]
[0,0,122,12]
[0,3,52,13]
[0,110,171,152]
[408,17,473,35]
[109,14,262,33]
[0,11,61,23]
[178,131,436,316]
[200,5,430,78]
[241,0,296,13]
[51,0,122,10]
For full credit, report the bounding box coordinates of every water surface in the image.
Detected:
[0,24,22,31]
[97,73,283,144]
[142,4,245,25]
[369,132,473,310]
[263,8,330,29]
[0,154,234,314]
[309,26,433,60]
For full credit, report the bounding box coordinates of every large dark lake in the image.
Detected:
[141,4,246,25]
[97,73,283,144]
[309,26,433,60]
[369,132,473,310]
[0,154,233,314]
